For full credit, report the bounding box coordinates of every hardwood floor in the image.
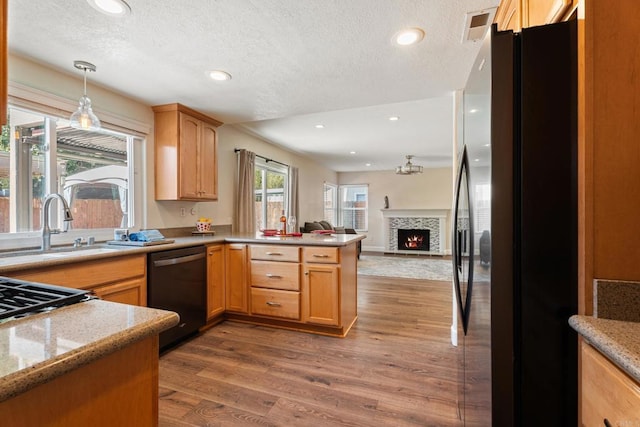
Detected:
[158,275,461,426]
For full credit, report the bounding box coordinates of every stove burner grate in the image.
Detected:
[0,277,90,321]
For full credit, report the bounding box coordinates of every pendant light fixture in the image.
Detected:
[69,60,101,131]
[395,155,424,175]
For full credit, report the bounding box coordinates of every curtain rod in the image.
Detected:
[234,148,289,168]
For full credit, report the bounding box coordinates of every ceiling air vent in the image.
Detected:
[462,8,497,43]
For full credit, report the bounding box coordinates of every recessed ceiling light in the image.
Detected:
[315,124,325,129]
[484,143,491,147]
[365,163,372,167]
[209,70,232,81]
[474,158,480,162]
[469,109,478,113]
[350,151,356,155]
[394,28,425,46]
[389,116,399,121]
[86,0,130,16]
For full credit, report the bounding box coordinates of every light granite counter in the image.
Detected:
[224,232,365,247]
[0,299,178,402]
[0,233,364,274]
[569,315,640,383]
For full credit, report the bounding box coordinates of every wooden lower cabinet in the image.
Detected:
[8,254,147,306]
[581,340,640,426]
[92,277,146,306]
[0,336,159,426]
[206,244,225,319]
[226,242,358,336]
[225,243,248,314]
[302,263,339,326]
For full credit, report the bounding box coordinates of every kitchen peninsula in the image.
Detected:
[0,231,363,424]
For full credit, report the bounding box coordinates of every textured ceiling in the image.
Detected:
[7,0,499,171]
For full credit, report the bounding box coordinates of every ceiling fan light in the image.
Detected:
[395,155,423,175]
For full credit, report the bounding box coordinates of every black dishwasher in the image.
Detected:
[147,245,206,351]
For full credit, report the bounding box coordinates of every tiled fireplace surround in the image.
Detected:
[381,209,448,255]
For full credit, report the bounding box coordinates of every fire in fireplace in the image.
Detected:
[397,228,430,251]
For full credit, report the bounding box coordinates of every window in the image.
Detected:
[1,106,138,235]
[323,182,338,225]
[254,158,288,230]
[340,184,368,231]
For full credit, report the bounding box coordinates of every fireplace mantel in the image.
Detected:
[380,209,448,218]
[381,209,449,255]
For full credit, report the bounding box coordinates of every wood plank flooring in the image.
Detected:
[158,275,461,426]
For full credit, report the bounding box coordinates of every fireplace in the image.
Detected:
[397,229,430,251]
[381,209,448,255]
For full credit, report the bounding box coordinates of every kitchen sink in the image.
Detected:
[0,244,121,260]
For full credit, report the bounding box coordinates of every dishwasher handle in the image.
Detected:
[152,252,206,267]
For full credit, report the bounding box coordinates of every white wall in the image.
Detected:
[8,54,337,232]
[338,168,453,253]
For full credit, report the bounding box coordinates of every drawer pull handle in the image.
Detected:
[603,419,612,427]
[266,301,282,307]
[313,254,330,258]
[266,252,283,256]
[266,274,282,278]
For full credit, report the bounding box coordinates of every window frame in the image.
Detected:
[339,184,368,232]
[323,182,338,226]
[0,101,145,249]
[254,157,289,230]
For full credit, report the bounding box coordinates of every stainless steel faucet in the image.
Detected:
[41,193,74,251]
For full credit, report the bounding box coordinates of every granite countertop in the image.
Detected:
[0,233,365,274]
[569,315,640,383]
[0,299,179,402]
[225,232,365,246]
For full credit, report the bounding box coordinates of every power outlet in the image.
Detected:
[180,208,186,217]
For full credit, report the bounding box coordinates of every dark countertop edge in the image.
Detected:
[569,315,640,383]
[0,234,365,273]
[0,302,179,403]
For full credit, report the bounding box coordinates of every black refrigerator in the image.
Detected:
[453,20,578,426]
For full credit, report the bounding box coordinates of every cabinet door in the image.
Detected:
[523,0,572,27]
[207,244,225,319]
[581,341,640,426]
[178,112,200,199]
[199,123,218,200]
[225,244,248,313]
[302,264,339,326]
[92,278,147,306]
[495,0,520,31]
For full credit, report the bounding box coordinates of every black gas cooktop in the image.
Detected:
[0,277,90,321]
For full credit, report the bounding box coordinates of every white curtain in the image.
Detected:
[287,166,299,227]
[234,149,256,233]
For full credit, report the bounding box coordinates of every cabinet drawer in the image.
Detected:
[250,245,300,262]
[251,288,300,320]
[8,254,146,289]
[303,247,339,264]
[251,261,300,291]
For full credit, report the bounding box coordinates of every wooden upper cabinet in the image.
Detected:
[495,0,521,32]
[495,0,576,32]
[152,103,222,201]
[1,0,7,127]
[522,0,574,28]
